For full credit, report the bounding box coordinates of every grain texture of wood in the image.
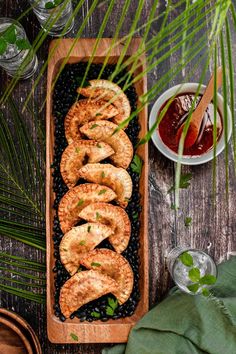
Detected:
[0,0,236,353]
[46,38,149,344]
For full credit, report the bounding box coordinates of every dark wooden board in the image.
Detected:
[0,1,236,353]
[46,38,149,343]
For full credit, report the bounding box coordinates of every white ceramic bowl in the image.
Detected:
[149,83,232,165]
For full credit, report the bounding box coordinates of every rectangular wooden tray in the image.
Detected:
[46,38,149,344]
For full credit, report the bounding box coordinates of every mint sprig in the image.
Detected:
[130,154,143,175]
[0,25,30,56]
[168,173,192,193]
[45,0,64,9]
[106,297,118,316]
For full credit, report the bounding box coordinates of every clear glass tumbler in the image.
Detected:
[0,18,38,79]
[29,0,74,37]
[167,246,217,295]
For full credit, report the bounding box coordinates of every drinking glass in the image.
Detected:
[167,246,217,295]
[29,0,74,37]
[0,18,38,79]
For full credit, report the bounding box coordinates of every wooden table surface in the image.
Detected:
[0,1,236,353]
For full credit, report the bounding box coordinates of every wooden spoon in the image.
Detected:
[177,67,223,148]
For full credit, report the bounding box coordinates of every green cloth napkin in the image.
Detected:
[103,256,236,354]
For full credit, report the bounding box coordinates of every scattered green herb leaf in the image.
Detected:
[90,123,99,129]
[188,268,201,283]
[171,203,179,210]
[91,311,101,318]
[133,212,139,220]
[77,199,84,206]
[185,216,192,226]
[199,274,217,285]
[75,147,80,153]
[179,252,193,267]
[97,143,102,148]
[187,283,199,293]
[106,297,118,316]
[91,262,101,267]
[79,240,86,246]
[106,307,114,316]
[98,189,106,195]
[168,173,192,193]
[130,154,143,175]
[96,212,101,220]
[87,225,91,233]
[96,113,102,116]
[70,332,79,341]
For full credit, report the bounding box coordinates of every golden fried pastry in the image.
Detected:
[60,222,114,275]
[60,270,118,318]
[80,249,134,305]
[80,120,133,169]
[60,140,114,188]
[79,202,131,253]
[77,80,131,127]
[64,99,118,143]
[78,163,132,208]
[58,183,117,234]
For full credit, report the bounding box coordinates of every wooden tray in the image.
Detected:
[46,38,149,344]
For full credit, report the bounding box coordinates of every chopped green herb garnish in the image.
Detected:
[77,199,84,206]
[87,225,91,233]
[106,297,118,316]
[133,212,139,220]
[90,123,99,129]
[70,332,79,341]
[91,311,101,318]
[95,113,102,116]
[96,212,101,220]
[130,154,143,175]
[79,240,86,246]
[97,143,102,148]
[168,173,192,193]
[98,189,106,195]
[101,171,105,178]
[91,262,101,267]
[75,147,80,153]
[185,216,192,226]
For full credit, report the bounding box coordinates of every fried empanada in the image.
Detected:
[58,183,117,234]
[80,249,134,304]
[60,222,114,275]
[64,99,118,143]
[80,120,133,169]
[60,140,114,188]
[78,163,132,208]
[77,80,131,126]
[60,270,118,318]
[79,202,131,253]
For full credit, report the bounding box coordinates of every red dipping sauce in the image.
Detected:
[158,93,223,156]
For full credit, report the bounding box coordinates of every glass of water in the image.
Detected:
[29,0,74,37]
[167,246,217,295]
[0,18,38,79]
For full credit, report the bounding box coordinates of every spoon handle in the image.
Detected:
[192,66,223,125]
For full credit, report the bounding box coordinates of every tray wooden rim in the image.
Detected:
[46,38,149,344]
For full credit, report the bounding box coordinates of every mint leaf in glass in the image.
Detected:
[0,38,7,55]
[45,1,55,9]
[189,267,201,282]
[202,287,210,297]
[187,283,199,293]
[3,25,16,44]
[199,274,217,285]
[16,39,31,50]
[179,252,193,267]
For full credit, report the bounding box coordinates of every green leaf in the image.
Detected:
[70,333,79,341]
[101,171,105,178]
[77,199,84,206]
[96,113,102,116]
[168,173,192,193]
[0,38,7,55]
[45,2,55,9]
[75,147,80,153]
[199,274,217,285]
[87,225,91,233]
[106,306,114,316]
[96,212,101,220]
[91,262,101,267]
[91,311,101,318]
[98,189,106,195]
[202,288,211,297]
[130,154,143,175]
[3,25,16,44]
[179,252,193,267]
[75,76,91,88]
[187,283,199,293]
[184,216,192,226]
[189,268,201,282]
[15,39,31,51]
[108,297,118,310]
[79,240,86,246]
